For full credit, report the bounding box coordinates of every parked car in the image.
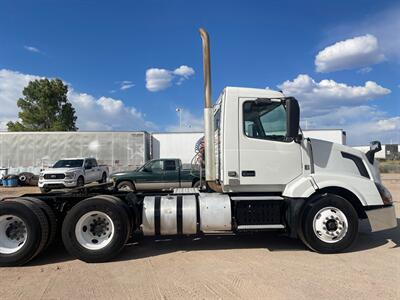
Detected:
[110,158,202,191]
[39,158,109,193]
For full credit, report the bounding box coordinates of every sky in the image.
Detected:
[0,0,399,145]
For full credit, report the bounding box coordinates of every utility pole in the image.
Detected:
[176,108,182,130]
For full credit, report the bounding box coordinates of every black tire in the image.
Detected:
[98,172,107,184]
[18,172,34,186]
[192,180,201,188]
[40,187,51,193]
[61,196,131,263]
[116,181,135,192]
[0,199,49,266]
[299,193,358,253]
[19,197,57,250]
[95,195,134,234]
[77,176,84,187]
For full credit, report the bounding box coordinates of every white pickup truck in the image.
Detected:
[38,158,109,193]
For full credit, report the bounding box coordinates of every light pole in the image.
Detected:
[176,108,182,130]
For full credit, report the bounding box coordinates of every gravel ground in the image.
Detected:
[0,174,399,299]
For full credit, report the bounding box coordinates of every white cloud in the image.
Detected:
[357,67,372,74]
[120,80,135,90]
[377,117,400,131]
[0,69,156,131]
[146,65,195,92]
[278,74,390,116]
[166,109,203,132]
[24,45,41,53]
[145,68,173,92]
[315,34,385,72]
[173,65,195,78]
[279,74,398,145]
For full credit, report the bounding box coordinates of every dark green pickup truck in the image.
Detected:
[110,158,202,191]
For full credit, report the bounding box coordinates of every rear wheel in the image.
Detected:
[299,193,358,253]
[62,196,131,263]
[20,197,57,250]
[0,199,49,266]
[98,172,107,184]
[116,181,135,192]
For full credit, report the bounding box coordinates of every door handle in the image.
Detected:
[242,170,256,177]
[228,171,237,177]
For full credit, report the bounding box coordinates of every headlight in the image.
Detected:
[39,172,44,179]
[375,182,393,205]
[65,172,75,179]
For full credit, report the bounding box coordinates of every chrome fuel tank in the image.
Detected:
[142,195,198,236]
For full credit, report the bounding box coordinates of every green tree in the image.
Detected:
[7,78,78,131]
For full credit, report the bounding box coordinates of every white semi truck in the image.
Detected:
[0,29,396,266]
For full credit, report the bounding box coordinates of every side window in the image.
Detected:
[91,159,98,167]
[214,108,221,131]
[243,101,287,141]
[150,160,163,172]
[164,160,177,171]
[84,160,92,169]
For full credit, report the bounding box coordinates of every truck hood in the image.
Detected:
[110,170,138,177]
[42,167,82,174]
[309,138,380,182]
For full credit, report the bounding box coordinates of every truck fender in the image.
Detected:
[310,174,382,206]
[283,176,316,199]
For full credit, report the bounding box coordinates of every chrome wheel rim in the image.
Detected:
[0,215,28,254]
[75,211,115,250]
[313,207,348,243]
[118,184,133,191]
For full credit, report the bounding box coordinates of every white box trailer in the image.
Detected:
[0,131,151,174]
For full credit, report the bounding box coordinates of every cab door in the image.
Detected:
[135,160,165,190]
[163,160,180,189]
[84,159,95,183]
[238,98,302,191]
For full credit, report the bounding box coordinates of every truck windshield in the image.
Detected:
[53,159,84,168]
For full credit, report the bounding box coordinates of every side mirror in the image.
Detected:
[85,165,92,170]
[366,141,382,164]
[286,98,300,141]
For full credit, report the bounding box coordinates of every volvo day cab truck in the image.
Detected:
[0,29,396,266]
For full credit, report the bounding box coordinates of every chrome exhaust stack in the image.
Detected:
[199,28,217,185]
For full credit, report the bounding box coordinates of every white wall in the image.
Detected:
[152,132,204,164]
[352,145,395,159]
[303,129,346,145]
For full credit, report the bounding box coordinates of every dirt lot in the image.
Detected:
[0,174,399,299]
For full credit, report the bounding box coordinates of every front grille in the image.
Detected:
[44,174,65,179]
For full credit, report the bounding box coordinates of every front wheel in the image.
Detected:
[77,176,84,187]
[40,187,51,193]
[116,181,135,192]
[299,193,358,253]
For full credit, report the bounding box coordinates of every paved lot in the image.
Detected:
[0,174,399,299]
